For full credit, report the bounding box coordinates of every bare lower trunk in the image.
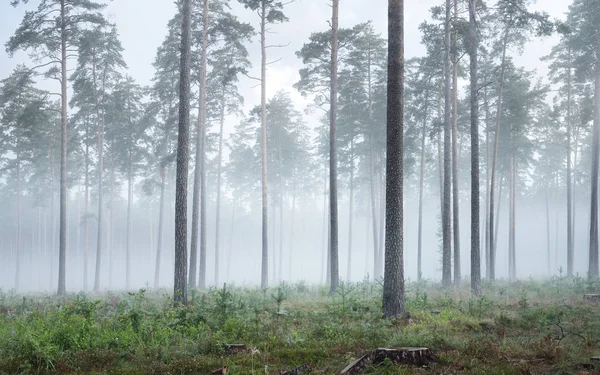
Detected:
[442,0,452,286]
[347,139,354,281]
[57,0,68,295]
[288,179,296,281]
[154,167,166,289]
[84,140,89,291]
[588,70,600,279]
[321,173,328,284]
[15,149,21,292]
[545,163,551,275]
[329,0,340,294]
[214,83,225,286]
[260,0,269,289]
[226,199,236,281]
[126,152,133,290]
[368,136,379,279]
[451,0,460,284]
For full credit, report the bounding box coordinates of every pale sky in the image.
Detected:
[0,0,571,127]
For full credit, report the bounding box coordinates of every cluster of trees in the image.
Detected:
[1,0,600,316]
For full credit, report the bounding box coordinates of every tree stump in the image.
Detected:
[584,294,600,304]
[340,347,432,374]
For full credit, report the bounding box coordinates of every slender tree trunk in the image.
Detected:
[50,144,56,289]
[378,172,385,278]
[495,175,504,254]
[279,181,284,283]
[484,85,491,279]
[417,90,429,282]
[347,139,354,281]
[368,135,379,279]
[545,162,551,275]
[588,70,600,279]
[15,146,21,292]
[226,198,236,281]
[154,167,166,289]
[489,28,509,282]
[260,1,269,289]
[452,0,461,284]
[321,173,327,284]
[94,84,105,292]
[190,0,209,290]
[469,0,481,294]
[288,176,296,280]
[383,0,405,318]
[109,160,114,290]
[567,51,574,277]
[174,0,192,305]
[126,151,133,289]
[58,0,68,295]
[442,0,453,286]
[329,0,340,294]
[508,151,515,281]
[84,136,89,291]
[214,81,225,286]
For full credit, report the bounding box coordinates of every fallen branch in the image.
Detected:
[340,347,433,374]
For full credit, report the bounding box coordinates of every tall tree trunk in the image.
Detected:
[378,172,385,277]
[260,0,269,289]
[469,0,481,294]
[329,0,340,294]
[226,198,236,281]
[126,151,133,289]
[321,173,328,284]
[588,70,600,279]
[417,90,429,282]
[368,135,379,279]
[452,0,461,285]
[383,0,405,318]
[84,132,89,291]
[174,0,192,305]
[489,27,509,282]
[109,160,114,290]
[508,151,516,281]
[288,175,296,280]
[347,139,354,281]
[484,85,491,279]
[567,49,574,277]
[154,166,166,289]
[214,81,225,286]
[50,144,56,289]
[545,162,551,275]
[495,175,504,254]
[442,0,453,286]
[15,146,21,292]
[94,80,105,292]
[190,0,209,290]
[279,181,284,283]
[58,0,68,295]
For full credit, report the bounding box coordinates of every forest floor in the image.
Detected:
[1,277,600,374]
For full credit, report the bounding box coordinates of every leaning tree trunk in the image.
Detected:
[58,0,68,296]
[469,0,481,295]
[588,69,600,279]
[329,0,340,294]
[489,27,509,282]
[174,0,192,305]
[451,0,460,285]
[382,0,405,319]
[214,81,225,286]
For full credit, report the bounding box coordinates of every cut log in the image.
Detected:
[278,364,313,374]
[210,366,229,375]
[340,347,432,374]
[223,343,247,355]
[584,294,600,303]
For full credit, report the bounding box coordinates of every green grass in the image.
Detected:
[0,276,599,374]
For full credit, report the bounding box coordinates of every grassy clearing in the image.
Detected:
[0,277,599,374]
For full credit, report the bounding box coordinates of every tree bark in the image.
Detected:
[93,65,105,292]
[126,151,133,289]
[190,0,210,290]
[174,0,192,305]
[15,144,21,292]
[417,90,428,282]
[368,135,379,279]
[567,49,574,277]
[452,0,461,285]
[154,166,166,289]
[260,0,269,289]
[588,70,600,279]
[329,0,340,294]
[382,0,405,318]
[347,139,354,281]
[214,81,225,286]
[489,27,509,282]
[84,126,89,291]
[288,175,296,280]
[57,0,68,295]
[469,0,481,294]
[442,0,453,286]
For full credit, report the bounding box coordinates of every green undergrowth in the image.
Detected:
[0,276,599,374]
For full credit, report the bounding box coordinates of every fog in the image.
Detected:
[0,0,596,294]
